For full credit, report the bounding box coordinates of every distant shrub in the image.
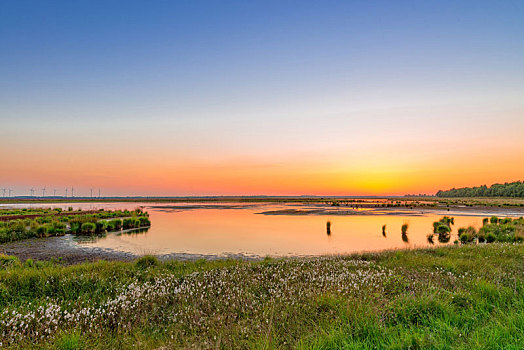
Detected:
[123,218,140,229]
[0,254,20,269]
[490,216,499,224]
[107,219,122,231]
[138,216,151,227]
[477,232,486,243]
[36,225,48,237]
[459,233,474,243]
[438,232,450,243]
[136,255,159,269]
[80,222,96,235]
[486,232,496,243]
[401,224,408,235]
[95,221,107,234]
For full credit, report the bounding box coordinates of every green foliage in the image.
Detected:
[432,217,454,243]
[135,255,159,269]
[80,222,96,235]
[138,216,151,227]
[0,254,20,269]
[56,332,84,350]
[456,218,523,244]
[436,180,524,197]
[106,218,122,231]
[0,208,150,242]
[0,244,523,348]
[436,224,450,234]
[123,217,141,229]
[401,224,408,234]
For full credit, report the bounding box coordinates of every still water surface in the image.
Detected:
[3,201,520,258]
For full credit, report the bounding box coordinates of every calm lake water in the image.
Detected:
[2,201,522,258]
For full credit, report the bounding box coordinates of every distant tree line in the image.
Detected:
[436,181,524,197]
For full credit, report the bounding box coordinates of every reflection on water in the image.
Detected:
[1,201,521,257]
[438,232,451,243]
[73,227,151,244]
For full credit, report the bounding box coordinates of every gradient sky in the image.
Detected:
[1,0,523,196]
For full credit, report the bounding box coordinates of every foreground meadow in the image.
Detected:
[0,244,522,349]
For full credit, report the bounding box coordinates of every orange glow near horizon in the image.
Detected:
[2,138,523,196]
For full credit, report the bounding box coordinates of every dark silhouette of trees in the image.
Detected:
[436,181,524,198]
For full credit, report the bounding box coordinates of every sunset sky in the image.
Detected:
[1,1,523,196]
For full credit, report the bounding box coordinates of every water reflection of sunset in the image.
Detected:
[61,203,486,257]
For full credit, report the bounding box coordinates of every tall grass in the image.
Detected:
[0,244,522,348]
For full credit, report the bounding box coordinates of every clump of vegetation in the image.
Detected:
[401,223,408,235]
[106,218,122,231]
[136,255,160,269]
[382,224,386,237]
[429,216,454,243]
[456,217,524,244]
[0,207,151,242]
[436,180,524,197]
[80,222,96,235]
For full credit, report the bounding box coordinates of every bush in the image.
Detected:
[459,233,473,243]
[107,219,122,231]
[138,216,151,227]
[123,218,141,230]
[36,225,48,238]
[0,254,20,269]
[136,255,159,269]
[401,224,408,235]
[80,222,96,235]
[95,221,107,234]
[490,216,499,224]
[485,232,496,243]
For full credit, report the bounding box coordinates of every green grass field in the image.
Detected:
[0,243,523,349]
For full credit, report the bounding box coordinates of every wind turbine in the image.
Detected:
[98,188,101,198]
[53,189,57,197]
[42,187,46,197]
[8,189,13,198]
[30,188,35,197]
[65,188,68,198]
[90,188,93,198]
[1,188,6,197]
[71,187,74,198]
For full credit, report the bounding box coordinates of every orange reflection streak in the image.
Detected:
[80,205,484,256]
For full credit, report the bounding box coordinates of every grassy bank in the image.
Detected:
[0,244,522,349]
[0,208,150,244]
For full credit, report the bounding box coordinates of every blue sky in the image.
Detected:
[1,1,523,195]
